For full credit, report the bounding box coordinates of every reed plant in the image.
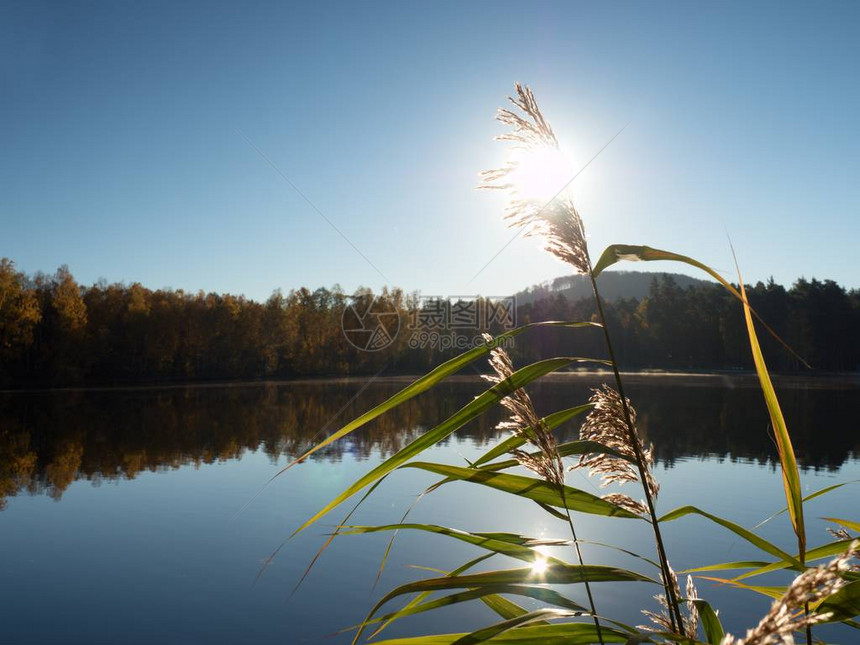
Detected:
[277,85,860,644]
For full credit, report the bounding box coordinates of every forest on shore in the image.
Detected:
[1,257,857,387]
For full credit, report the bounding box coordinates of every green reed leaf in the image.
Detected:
[470,434,526,469]
[371,621,633,645]
[450,609,589,645]
[735,538,856,581]
[572,540,662,570]
[592,242,809,558]
[292,355,608,536]
[359,586,530,636]
[697,576,786,600]
[692,599,725,644]
[356,564,649,645]
[480,439,634,474]
[471,404,594,468]
[818,580,860,622]
[822,517,860,533]
[737,272,806,561]
[361,583,590,641]
[401,462,640,518]
[368,424,607,590]
[275,321,600,480]
[455,531,571,547]
[478,593,530,621]
[367,554,493,641]
[291,475,388,593]
[592,242,811,633]
[681,561,770,574]
[593,244,808,551]
[358,578,538,636]
[591,244,809,368]
[658,505,801,567]
[338,523,568,565]
[371,412,612,581]
[754,480,859,530]
[374,563,656,610]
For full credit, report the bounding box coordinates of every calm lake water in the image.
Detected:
[1,374,858,643]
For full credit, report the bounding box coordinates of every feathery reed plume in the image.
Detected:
[481,334,563,486]
[721,541,859,645]
[481,83,686,632]
[639,565,680,635]
[827,527,851,541]
[481,333,604,644]
[478,83,590,274]
[686,574,701,638]
[639,566,702,640]
[523,200,590,275]
[573,385,658,516]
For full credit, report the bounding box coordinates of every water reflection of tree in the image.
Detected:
[0,379,857,507]
[0,418,37,509]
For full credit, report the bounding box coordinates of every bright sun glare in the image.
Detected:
[530,557,548,576]
[508,145,574,203]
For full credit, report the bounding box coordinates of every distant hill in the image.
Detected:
[513,270,711,305]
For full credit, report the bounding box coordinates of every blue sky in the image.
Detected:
[2,1,858,300]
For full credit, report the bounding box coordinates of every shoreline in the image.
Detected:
[3,369,860,394]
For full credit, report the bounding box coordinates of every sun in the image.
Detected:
[507,145,574,204]
[530,556,549,576]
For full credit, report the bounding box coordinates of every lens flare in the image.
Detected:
[530,556,549,576]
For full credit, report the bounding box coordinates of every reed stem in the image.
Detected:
[586,270,686,634]
[559,485,605,645]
